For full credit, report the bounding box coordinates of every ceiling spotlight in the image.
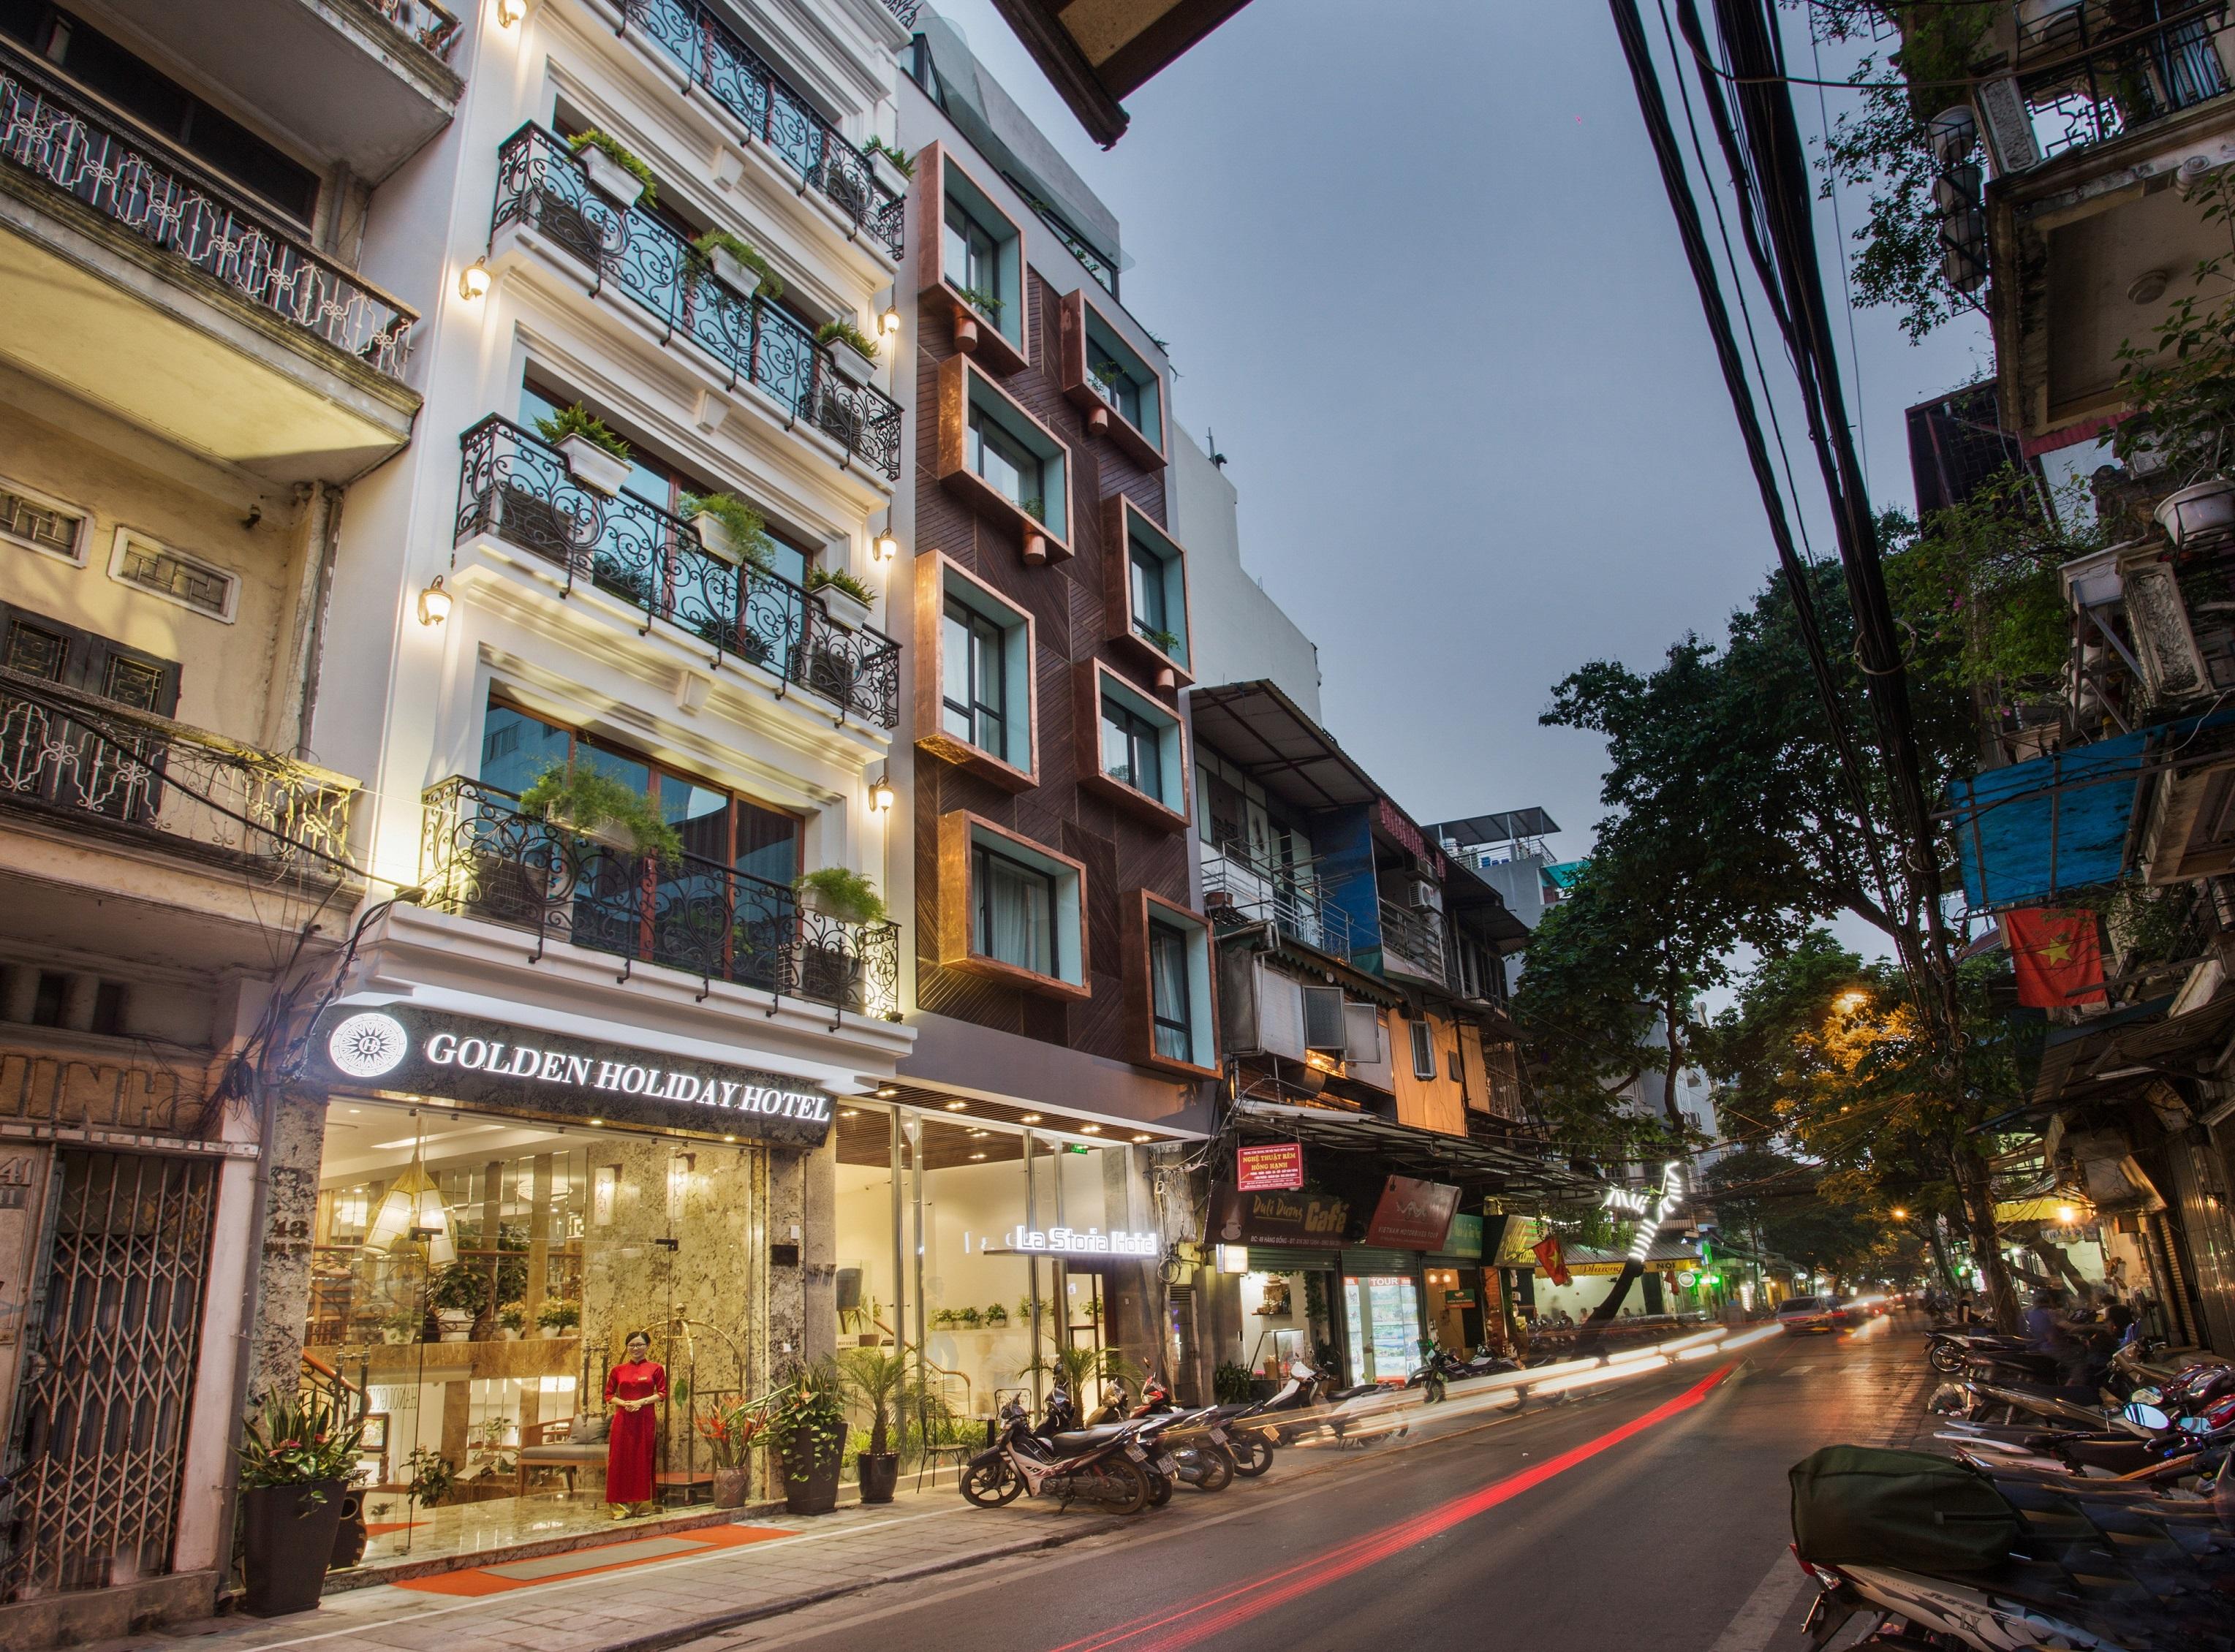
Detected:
[1079,1124,1102,1134]
[589,1118,604,1126]
[945,1100,968,1111]
[1019,1113,1042,1124]
[841,1109,860,1118]
[876,1087,898,1099]
[969,1151,986,1160]
[1132,1133,1151,1143]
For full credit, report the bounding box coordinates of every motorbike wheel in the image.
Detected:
[1188,1446,1235,1493]
[1143,1467,1173,1508]
[1230,1436,1274,1477]
[1426,1374,1447,1404]
[1927,1342,1966,1374]
[960,1458,1024,1507]
[1099,1458,1151,1516]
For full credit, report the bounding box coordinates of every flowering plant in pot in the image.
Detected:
[768,1357,847,1515]
[236,1390,364,1616]
[533,403,633,497]
[839,1348,910,1504]
[496,1303,527,1341]
[697,1396,769,1509]
[536,1298,581,1338]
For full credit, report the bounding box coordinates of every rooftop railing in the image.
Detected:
[2013,0,2230,159]
[421,776,900,1020]
[0,39,416,378]
[492,124,901,480]
[617,0,905,259]
[1200,842,1353,957]
[456,416,900,729]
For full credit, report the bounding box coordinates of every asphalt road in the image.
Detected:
[700,1316,1931,1652]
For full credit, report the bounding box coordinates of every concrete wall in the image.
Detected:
[1167,426,1321,719]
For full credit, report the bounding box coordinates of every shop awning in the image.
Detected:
[1231,1098,1600,1200]
[2029,991,2235,1107]
[1188,682,1383,814]
[1541,1241,1702,1278]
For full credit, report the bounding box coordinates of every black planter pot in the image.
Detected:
[328,1492,367,1570]
[241,1480,347,1617]
[856,1451,899,1504]
[783,1447,843,1515]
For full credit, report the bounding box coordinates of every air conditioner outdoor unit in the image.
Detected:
[1404,878,1438,910]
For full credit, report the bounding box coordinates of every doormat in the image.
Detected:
[392,1523,790,1596]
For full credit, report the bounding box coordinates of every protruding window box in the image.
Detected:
[913,550,1037,792]
[937,811,1089,1000]
[915,142,1028,374]
[937,357,1073,564]
[1076,659,1189,833]
[1120,893,1219,1077]
[1102,496,1192,689]
[1059,291,1165,470]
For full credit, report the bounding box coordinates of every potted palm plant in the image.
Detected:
[518,762,684,860]
[805,565,876,630]
[696,1396,768,1509]
[236,1390,364,1616]
[838,1348,908,1504]
[770,1357,848,1515]
[680,492,775,571]
[1023,1343,1146,1422]
[794,866,885,925]
[567,130,656,210]
[428,1265,488,1341]
[533,403,633,498]
[691,229,783,303]
[816,319,880,387]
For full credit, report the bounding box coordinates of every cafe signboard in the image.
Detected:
[1211,1185,1350,1248]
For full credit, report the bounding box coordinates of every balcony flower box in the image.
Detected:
[827,344,876,387]
[2155,478,2235,550]
[556,433,631,497]
[708,247,764,300]
[870,152,909,199]
[814,583,874,632]
[577,146,646,210]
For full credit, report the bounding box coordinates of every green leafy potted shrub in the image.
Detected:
[404,1447,455,1509]
[535,1298,580,1338]
[805,564,876,630]
[769,1357,848,1515]
[236,1390,364,1616]
[815,319,880,387]
[379,1306,421,1345]
[983,1303,1008,1327]
[691,229,783,303]
[838,1347,909,1504]
[496,1303,527,1341]
[567,130,656,210]
[696,1397,767,1509]
[862,136,914,197]
[533,403,633,497]
[680,492,775,571]
[427,1264,488,1342]
[518,761,684,860]
[794,866,885,925]
[1138,624,1181,656]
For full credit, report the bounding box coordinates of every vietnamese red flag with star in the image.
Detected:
[2005,908,2106,1008]
[1532,1232,1570,1287]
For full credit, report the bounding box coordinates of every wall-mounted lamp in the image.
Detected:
[459,256,491,300]
[496,0,529,26]
[871,525,899,563]
[417,575,453,626]
[879,304,901,337]
[868,769,895,813]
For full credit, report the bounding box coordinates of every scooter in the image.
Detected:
[958,1395,1155,1514]
[1113,1378,1257,1485]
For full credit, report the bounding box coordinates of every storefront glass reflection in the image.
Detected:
[1342,1274,1421,1384]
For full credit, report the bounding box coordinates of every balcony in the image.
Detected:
[2005,1,2229,164]
[455,416,900,729]
[420,776,899,1019]
[1375,901,1448,988]
[0,668,359,875]
[91,0,464,181]
[491,124,901,481]
[616,0,904,260]
[1200,843,1351,956]
[0,41,420,482]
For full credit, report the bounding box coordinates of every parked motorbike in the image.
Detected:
[1046,1387,1192,1506]
[1114,1378,1252,1488]
[1410,1344,1522,1402]
[958,1395,1155,1515]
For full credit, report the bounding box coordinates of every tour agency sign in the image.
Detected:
[311,1004,835,1148]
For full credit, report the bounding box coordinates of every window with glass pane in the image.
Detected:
[973,845,1056,975]
[1102,697,1162,800]
[967,406,1042,515]
[943,198,1002,308]
[1089,349,1142,428]
[1149,921,1192,1062]
[942,598,1007,759]
[1410,1018,1436,1079]
[481,700,574,797]
[1128,539,1168,642]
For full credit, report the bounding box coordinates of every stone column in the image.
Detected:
[246,1085,326,1403]
[801,1132,836,1365]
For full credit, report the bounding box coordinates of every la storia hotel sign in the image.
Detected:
[311,1004,835,1147]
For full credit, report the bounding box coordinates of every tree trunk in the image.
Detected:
[1924,1219,1956,1293]
[1574,1259,1644,1354]
[1951,1145,2018,1331]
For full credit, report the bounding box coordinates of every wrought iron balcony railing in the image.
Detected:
[457,416,900,728]
[882,0,923,26]
[616,0,904,259]
[493,124,901,480]
[0,668,360,874]
[371,0,462,58]
[1200,843,1352,957]
[0,41,417,378]
[1375,901,1448,986]
[2014,0,2229,159]
[421,776,901,1020]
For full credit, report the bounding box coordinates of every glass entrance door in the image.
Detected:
[1342,1274,1421,1384]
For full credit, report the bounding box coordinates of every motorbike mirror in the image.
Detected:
[2125,1402,2172,1431]
[2179,1414,2211,1435]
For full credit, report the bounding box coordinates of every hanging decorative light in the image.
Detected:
[363,1132,455,1265]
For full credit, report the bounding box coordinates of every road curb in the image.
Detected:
[588,1515,1128,1652]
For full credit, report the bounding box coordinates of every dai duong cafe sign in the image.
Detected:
[311,1004,836,1148]
[1212,1185,1348,1246]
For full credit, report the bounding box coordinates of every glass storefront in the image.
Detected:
[1237,1266,1326,1379]
[1424,1265,1483,1354]
[1342,1273,1421,1384]
[306,1098,766,1566]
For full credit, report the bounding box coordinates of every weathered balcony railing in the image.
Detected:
[371,0,462,58]
[493,124,901,480]
[616,0,905,259]
[1375,901,1448,986]
[457,416,901,728]
[0,40,417,378]
[1200,843,1352,956]
[0,668,360,872]
[421,776,901,1019]
[2015,0,2229,159]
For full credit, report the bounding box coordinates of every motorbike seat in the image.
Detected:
[1051,1426,1130,1450]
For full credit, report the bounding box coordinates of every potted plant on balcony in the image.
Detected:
[770,1357,847,1516]
[861,137,914,198]
[681,492,776,571]
[795,866,885,925]
[533,403,633,498]
[428,1265,488,1342]
[236,1389,364,1617]
[567,130,657,210]
[2155,479,2235,549]
[806,565,876,630]
[379,1307,421,1346]
[690,229,783,303]
[536,1298,580,1338]
[519,762,684,860]
[839,1347,908,1504]
[496,1303,526,1341]
[815,319,880,387]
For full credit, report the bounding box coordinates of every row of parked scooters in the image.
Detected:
[1788,1317,2234,1650]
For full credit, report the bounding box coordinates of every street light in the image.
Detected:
[1891,1207,1909,1221]
[1834,990,1869,1014]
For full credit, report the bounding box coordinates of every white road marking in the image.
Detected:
[1706,1552,1811,1652]
[1785,1365,1814,1376]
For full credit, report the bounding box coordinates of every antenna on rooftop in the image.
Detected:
[1206,427,1227,468]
